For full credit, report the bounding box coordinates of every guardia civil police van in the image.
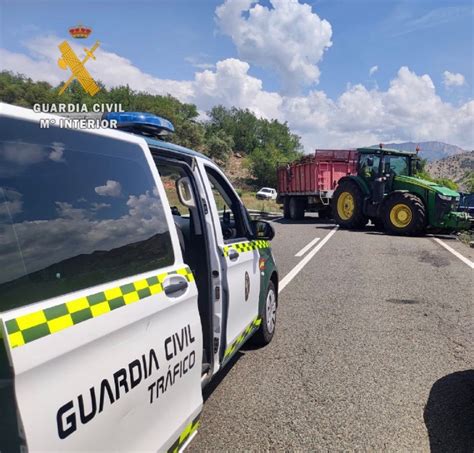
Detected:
[0,104,279,452]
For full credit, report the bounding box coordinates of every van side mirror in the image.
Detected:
[176,177,196,208]
[252,220,275,241]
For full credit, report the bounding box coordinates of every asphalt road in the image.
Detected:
[190,216,473,452]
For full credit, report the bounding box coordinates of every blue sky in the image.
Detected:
[1,0,473,148]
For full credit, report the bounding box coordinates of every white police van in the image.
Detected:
[0,104,279,452]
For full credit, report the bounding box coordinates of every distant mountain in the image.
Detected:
[370,141,470,162]
[427,151,474,191]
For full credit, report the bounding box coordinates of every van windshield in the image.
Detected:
[0,117,173,312]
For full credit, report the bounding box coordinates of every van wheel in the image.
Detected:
[252,281,277,346]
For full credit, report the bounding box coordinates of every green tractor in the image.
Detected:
[332,147,472,235]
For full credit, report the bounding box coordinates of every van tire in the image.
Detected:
[252,281,277,346]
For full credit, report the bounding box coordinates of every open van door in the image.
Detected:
[0,107,203,452]
[200,164,262,362]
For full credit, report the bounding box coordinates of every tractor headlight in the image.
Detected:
[437,194,452,201]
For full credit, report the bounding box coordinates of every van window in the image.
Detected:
[205,166,250,242]
[0,117,173,312]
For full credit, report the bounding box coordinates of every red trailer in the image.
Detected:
[277,149,358,219]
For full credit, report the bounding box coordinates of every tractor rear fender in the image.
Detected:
[336,176,370,196]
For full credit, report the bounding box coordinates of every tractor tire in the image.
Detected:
[283,197,291,219]
[289,197,305,220]
[332,181,368,229]
[382,192,426,236]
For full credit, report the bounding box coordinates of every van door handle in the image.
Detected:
[164,280,188,296]
[228,249,239,261]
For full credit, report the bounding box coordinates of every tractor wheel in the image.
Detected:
[382,192,426,236]
[283,198,291,219]
[332,182,367,229]
[289,197,305,220]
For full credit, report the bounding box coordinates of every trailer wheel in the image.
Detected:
[283,198,291,219]
[332,182,367,229]
[382,192,426,236]
[289,197,305,220]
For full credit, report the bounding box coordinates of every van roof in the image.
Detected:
[144,136,212,161]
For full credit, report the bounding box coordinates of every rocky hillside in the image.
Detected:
[427,151,474,191]
[223,153,256,189]
[371,141,469,162]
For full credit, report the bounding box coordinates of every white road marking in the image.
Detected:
[279,226,339,293]
[432,237,474,269]
[295,237,320,257]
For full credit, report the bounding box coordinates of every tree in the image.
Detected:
[247,144,301,187]
[1,71,303,188]
[205,130,234,166]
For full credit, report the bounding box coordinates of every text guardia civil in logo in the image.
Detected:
[57,24,100,96]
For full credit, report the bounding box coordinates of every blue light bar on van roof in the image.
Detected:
[103,112,175,136]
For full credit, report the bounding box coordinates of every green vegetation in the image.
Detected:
[239,191,280,213]
[0,71,302,187]
[414,158,459,191]
[206,106,302,186]
[461,171,474,192]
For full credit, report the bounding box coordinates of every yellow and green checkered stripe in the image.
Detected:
[224,316,261,359]
[167,415,200,453]
[4,266,194,349]
[222,240,269,257]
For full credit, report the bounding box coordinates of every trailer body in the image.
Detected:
[277,150,358,219]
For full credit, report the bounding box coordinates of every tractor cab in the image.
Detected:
[356,147,416,183]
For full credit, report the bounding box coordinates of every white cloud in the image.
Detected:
[0,190,168,284]
[95,180,122,197]
[215,0,332,93]
[443,70,465,87]
[49,142,65,162]
[185,56,215,70]
[1,189,23,219]
[0,34,472,150]
[281,67,473,149]
[0,35,194,101]
[0,141,45,165]
[369,65,378,76]
[193,58,283,120]
[90,202,111,212]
